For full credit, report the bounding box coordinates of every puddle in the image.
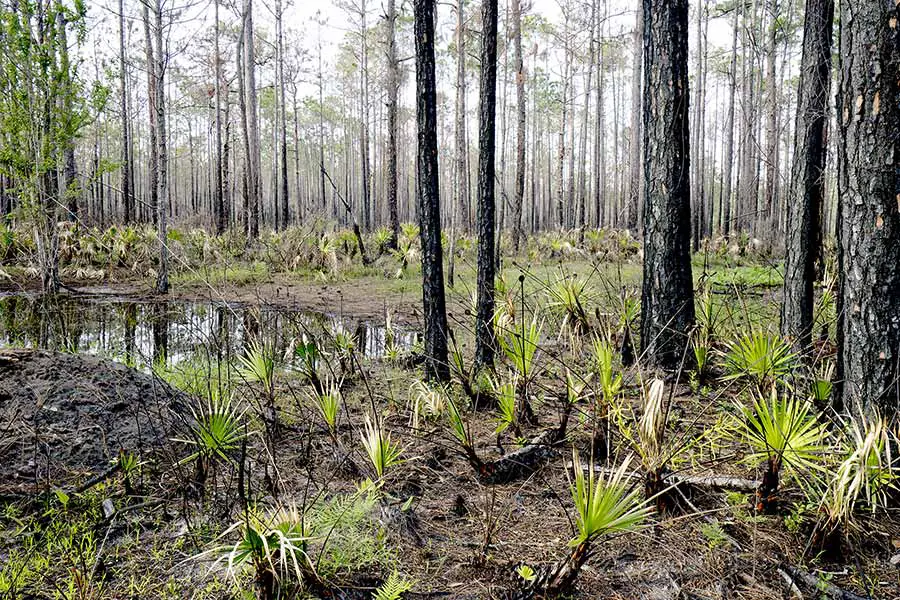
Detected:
[0,293,417,369]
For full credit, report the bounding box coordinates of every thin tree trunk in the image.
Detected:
[414,0,450,382]
[721,5,739,237]
[625,0,642,233]
[475,0,499,370]
[780,0,832,352]
[142,0,158,228]
[276,0,288,229]
[510,0,525,252]
[243,0,260,239]
[213,0,226,233]
[386,0,400,249]
[153,0,168,294]
[640,0,695,369]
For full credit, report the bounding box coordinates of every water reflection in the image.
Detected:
[0,293,416,369]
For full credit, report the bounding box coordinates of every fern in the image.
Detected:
[372,571,412,600]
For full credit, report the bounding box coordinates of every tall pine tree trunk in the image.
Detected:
[142,0,158,228]
[414,0,450,382]
[386,0,400,249]
[153,0,168,293]
[640,0,695,369]
[511,0,525,253]
[625,0,642,233]
[835,0,900,413]
[721,5,739,237]
[475,0,498,370]
[214,0,226,233]
[780,0,833,352]
[276,0,288,229]
[243,0,260,239]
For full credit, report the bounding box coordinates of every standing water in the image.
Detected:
[0,293,416,370]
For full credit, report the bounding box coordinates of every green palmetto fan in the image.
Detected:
[491,376,518,435]
[545,274,591,335]
[724,331,797,387]
[175,395,247,466]
[733,387,827,510]
[737,389,827,472]
[309,379,341,435]
[236,340,276,397]
[360,414,403,479]
[569,452,652,546]
[202,506,314,600]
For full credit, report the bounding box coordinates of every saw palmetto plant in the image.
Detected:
[724,331,797,388]
[236,340,276,399]
[491,376,518,436]
[820,412,898,531]
[408,380,447,430]
[360,414,403,479]
[309,378,342,437]
[202,506,314,600]
[176,394,247,469]
[592,335,623,404]
[570,452,652,546]
[545,274,591,336]
[731,387,827,512]
[498,314,541,384]
[523,452,652,597]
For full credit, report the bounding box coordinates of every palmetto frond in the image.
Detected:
[569,452,652,546]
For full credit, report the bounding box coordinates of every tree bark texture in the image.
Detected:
[639,0,695,370]
[836,0,900,412]
[414,0,450,382]
[780,0,833,352]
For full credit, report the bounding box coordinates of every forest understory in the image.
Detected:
[0,226,897,600]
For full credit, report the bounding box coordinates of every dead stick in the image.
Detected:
[321,167,371,266]
[778,563,872,600]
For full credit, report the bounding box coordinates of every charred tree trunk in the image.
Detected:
[414,0,450,382]
[835,0,900,413]
[639,0,695,370]
[118,0,134,224]
[153,0,168,294]
[780,0,833,352]
[386,0,400,249]
[475,0,499,370]
[625,0,642,233]
[511,0,525,253]
[213,0,226,234]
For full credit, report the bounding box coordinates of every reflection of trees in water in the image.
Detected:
[124,303,137,366]
[151,303,169,365]
[0,296,414,366]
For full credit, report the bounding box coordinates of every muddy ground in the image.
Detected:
[0,349,188,496]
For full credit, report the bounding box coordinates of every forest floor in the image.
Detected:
[0,243,897,600]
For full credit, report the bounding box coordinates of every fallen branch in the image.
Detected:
[574,463,760,493]
[777,563,872,600]
[65,463,122,497]
[673,473,761,492]
[478,429,557,485]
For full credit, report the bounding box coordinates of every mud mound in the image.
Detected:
[0,349,189,493]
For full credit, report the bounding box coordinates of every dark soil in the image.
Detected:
[0,349,188,494]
